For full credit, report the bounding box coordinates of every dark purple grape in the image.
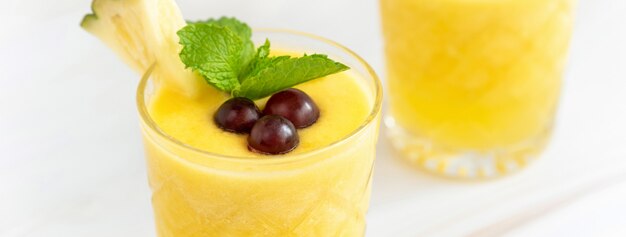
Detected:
[214,97,261,133]
[263,88,320,128]
[248,115,299,155]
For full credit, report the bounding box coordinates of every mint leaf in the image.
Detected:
[177,17,350,98]
[177,23,246,92]
[256,39,271,58]
[239,40,290,80]
[189,17,251,41]
[234,54,349,99]
[239,40,269,80]
[189,17,255,72]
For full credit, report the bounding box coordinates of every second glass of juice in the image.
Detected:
[138,30,382,235]
[380,0,575,178]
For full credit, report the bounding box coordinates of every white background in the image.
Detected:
[1,0,626,236]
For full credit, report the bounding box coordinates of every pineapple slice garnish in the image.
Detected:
[81,0,206,96]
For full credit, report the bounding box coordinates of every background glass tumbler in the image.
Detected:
[380,0,575,178]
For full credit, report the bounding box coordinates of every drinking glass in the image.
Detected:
[137,30,382,235]
[380,0,575,178]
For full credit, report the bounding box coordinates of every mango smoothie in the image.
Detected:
[81,0,382,234]
[139,35,381,235]
[380,0,574,178]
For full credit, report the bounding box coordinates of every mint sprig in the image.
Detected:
[177,24,246,91]
[187,17,255,71]
[188,17,252,43]
[177,17,349,99]
[235,54,349,99]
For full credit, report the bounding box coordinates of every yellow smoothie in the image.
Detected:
[380,0,574,177]
[139,51,380,236]
[81,0,381,233]
[150,67,371,157]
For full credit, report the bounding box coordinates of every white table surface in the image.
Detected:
[1,0,626,236]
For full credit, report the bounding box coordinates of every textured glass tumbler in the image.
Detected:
[380,0,575,178]
[137,30,382,236]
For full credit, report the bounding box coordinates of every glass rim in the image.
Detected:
[136,28,382,166]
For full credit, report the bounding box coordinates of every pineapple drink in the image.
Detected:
[140,61,380,235]
[82,0,382,235]
[380,0,574,178]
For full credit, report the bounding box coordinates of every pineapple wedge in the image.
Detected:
[81,0,205,96]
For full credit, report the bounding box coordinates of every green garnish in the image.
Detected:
[177,17,349,99]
